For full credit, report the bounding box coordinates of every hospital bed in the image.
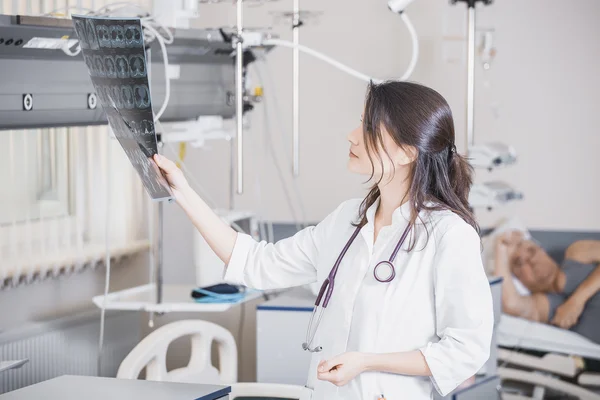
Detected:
[498,314,600,398]
[483,219,600,399]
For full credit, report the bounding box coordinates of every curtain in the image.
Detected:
[0,0,155,289]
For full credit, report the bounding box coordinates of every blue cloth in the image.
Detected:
[192,288,252,303]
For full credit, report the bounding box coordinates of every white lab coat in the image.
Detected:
[224,198,493,400]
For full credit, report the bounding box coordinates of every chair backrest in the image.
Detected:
[117,320,237,385]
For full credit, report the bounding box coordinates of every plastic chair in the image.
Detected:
[117,319,305,399]
[117,320,237,384]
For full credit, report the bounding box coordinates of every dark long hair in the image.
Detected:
[356,80,478,246]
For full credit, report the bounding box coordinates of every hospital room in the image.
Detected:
[1,0,600,399]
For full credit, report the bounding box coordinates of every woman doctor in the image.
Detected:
[154,81,493,400]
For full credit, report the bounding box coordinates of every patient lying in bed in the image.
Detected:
[493,231,600,344]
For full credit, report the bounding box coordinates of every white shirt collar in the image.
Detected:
[365,197,414,227]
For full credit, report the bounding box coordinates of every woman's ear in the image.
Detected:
[397,145,418,166]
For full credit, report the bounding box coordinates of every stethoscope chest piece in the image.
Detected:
[373,260,396,283]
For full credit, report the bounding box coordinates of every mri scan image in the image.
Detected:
[133,84,150,109]
[129,54,146,78]
[95,24,111,48]
[116,55,129,78]
[109,25,125,48]
[121,85,135,109]
[104,55,117,78]
[124,24,143,48]
[93,55,106,77]
[72,15,171,201]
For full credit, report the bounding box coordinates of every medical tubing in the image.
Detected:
[323,227,362,307]
[141,22,171,122]
[93,1,177,46]
[84,3,173,123]
[263,38,376,83]
[43,5,95,16]
[94,2,149,17]
[304,306,324,351]
[388,223,412,262]
[262,12,419,83]
[399,12,419,81]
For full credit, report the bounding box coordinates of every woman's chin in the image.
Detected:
[347,165,372,177]
[347,159,361,174]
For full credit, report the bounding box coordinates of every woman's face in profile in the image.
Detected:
[346,115,414,180]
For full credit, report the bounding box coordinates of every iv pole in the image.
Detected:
[450,0,492,150]
[147,0,246,328]
[236,0,245,195]
[292,0,300,177]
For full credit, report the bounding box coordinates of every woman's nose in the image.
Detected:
[347,126,360,145]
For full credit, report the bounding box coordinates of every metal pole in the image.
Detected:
[236,0,244,194]
[229,138,235,209]
[292,0,300,177]
[147,45,157,328]
[466,5,476,149]
[148,200,156,328]
[157,200,163,305]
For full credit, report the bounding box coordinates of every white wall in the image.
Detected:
[470,0,600,230]
[178,0,600,231]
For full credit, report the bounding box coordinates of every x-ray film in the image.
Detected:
[72,15,172,201]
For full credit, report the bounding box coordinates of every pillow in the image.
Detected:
[481,216,532,295]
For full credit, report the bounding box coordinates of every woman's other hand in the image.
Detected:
[317,352,366,387]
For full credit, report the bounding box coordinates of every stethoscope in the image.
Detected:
[302,222,412,353]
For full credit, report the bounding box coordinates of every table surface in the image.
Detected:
[0,375,230,400]
[258,287,315,311]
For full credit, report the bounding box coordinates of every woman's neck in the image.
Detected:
[375,174,411,228]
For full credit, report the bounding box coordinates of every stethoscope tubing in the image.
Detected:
[304,222,412,352]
